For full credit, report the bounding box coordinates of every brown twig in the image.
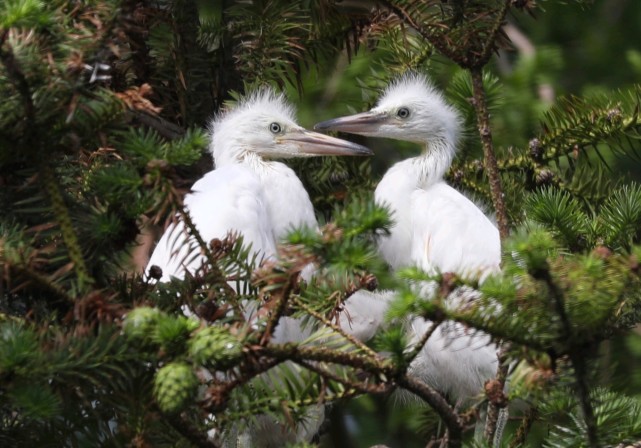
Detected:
[260,275,296,345]
[165,412,220,448]
[177,209,244,320]
[484,344,510,444]
[403,319,441,365]
[477,0,512,66]
[398,375,463,448]
[297,359,391,396]
[470,67,510,239]
[290,295,379,358]
[509,406,537,448]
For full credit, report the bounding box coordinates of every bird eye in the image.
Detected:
[397,107,410,119]
[269,122,282,134]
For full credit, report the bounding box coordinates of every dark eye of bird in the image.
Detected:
[397,107,410,119]
[269,122,282,133]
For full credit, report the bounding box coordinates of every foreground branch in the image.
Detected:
[261,342,463,447]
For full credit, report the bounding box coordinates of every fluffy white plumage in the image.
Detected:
[147,89,370,283]
[315,73,501,404]
[146,89,371,446]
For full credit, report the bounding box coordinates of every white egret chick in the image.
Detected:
[146,89,372,447]
[314,73,501,406]
[147,88,371,283]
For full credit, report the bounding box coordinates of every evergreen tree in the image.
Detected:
[1,1,641,447]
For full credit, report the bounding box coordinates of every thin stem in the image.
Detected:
[165,412,219,448]
[297,359,391,396]
[290,295,379,358]
[470,67,510,239]
[484,344,510,445]
[40,165,94,294]
[398,375,463,448]
[260,275,295,345]
[177,209,243,319]
[403,319,440,365]
[478,0,511,66]
[509,407,537,448]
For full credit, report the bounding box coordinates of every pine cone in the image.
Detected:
[153,362,198,414]
[189,326,243,369]
[122,306,163,341]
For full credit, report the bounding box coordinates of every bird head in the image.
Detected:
[210,89,372,166]
[314,73,462,148]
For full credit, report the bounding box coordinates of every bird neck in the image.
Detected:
[214,148,265,169]
[412,138,455,188]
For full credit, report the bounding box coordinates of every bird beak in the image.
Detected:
[279,129,373,156]
[314,111,387,134]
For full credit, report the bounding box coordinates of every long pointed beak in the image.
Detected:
[314,111,387,134]
[279,129,373,156]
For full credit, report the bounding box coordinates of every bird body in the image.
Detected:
[147,157,317,282]
[147,89,370,283]
[146,89,371,447]
[376,158,500,278]
[315,73,502,405]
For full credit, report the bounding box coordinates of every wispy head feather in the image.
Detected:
[378,72,443,109]
[209,88,298,165]
[213,88,296,130]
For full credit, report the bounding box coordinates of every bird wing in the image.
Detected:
[409,183,500,279]
[147,165,277,281]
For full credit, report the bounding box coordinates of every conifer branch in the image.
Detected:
[0,29,35,128]
[40,165,93,294]
[397,375,463,448]
[131,111,186,140]
[262,342,392,373]
[9,264,74,305]
[296,359,391,396]
[477,0,511,66]
[379,1,457,63]
[290,295,379,358]
[402,318,440,365]
[262,342,462,446]
[484,344,510,445]
[470,67,510,239]
[539,267,599,448]
[176,208,243,319]
[509,407,537,448]
[164,412,220,448]
[260,275,296,345]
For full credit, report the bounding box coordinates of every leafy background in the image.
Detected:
[2,0,641,447]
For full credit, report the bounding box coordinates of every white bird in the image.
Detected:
[314,73,502,407]
[145,88,372,446]
[147,89,371,284]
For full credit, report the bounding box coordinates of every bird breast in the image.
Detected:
[374,159,501,278]
[257,161,318,239]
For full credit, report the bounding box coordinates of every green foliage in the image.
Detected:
[2,0,641,447]
[526,188,591,251]
[539,387,641,448]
